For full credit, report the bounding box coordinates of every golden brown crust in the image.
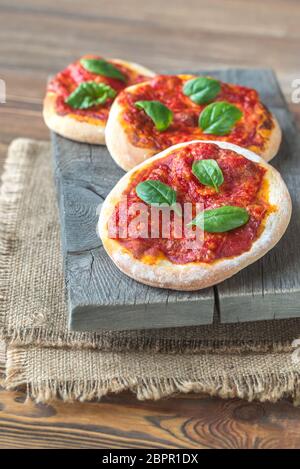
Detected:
[105,94,155,169]
[259,115,282,162]
[105,81,282,170]
[43,92,106,144]
[43,60,155,145]
[99,140,291,291]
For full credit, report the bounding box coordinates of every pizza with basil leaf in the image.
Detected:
[43,55,155,144]
[105,75,281,170]
[99,140,291,290]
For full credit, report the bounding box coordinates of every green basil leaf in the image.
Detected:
[183,77,221,104]
[192,159,224,192]
[188,205,249,232]
[80,58,126,82]
[135,100,173,131]
[136,180,177,207]
[65,81,116,109]
[199,101,243,135]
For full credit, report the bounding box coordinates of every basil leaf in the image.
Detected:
[192,159,224,192]
[199,101,243,135]
[136,180,176,206]
[80,58,126,82]
[188,206,249,232]
[65,81,116,109]
[135,100,173,131]
[183,77,221,104]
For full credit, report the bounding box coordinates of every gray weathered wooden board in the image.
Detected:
[214,69,300,323]
[52,131,214,331]
[52,68,300,330]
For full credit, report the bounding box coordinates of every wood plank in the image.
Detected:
[52,135,214,331]
[215,70,300,322]
[0,1,300,96]
[1,388,300,449]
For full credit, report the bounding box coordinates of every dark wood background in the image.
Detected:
[1,0,300,449]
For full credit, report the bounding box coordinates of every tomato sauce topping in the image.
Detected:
[120,75,274,154]
[108,142,273,265]
[48,55,151,123]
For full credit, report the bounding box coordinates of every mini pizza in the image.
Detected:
[99,140,291,291]
[43,55,155,144]
[105,75,281,170]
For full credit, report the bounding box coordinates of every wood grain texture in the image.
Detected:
[1,0,300,450]
[1,389,300,449]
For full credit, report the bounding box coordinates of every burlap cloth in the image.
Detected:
[1,138,300,403]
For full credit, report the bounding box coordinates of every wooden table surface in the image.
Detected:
[1,0,300,449]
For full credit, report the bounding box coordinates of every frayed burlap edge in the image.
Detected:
[0,139,29,337]
[5,347,300,405]
[0,341,6,386]
[0,325,296,354]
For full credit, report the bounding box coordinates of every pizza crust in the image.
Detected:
[43,92,107,144]
[105,82,282,170]
[259,115,282,162]
[99,140,292,291]
[43,60,155,145]
[105,92,155,169]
